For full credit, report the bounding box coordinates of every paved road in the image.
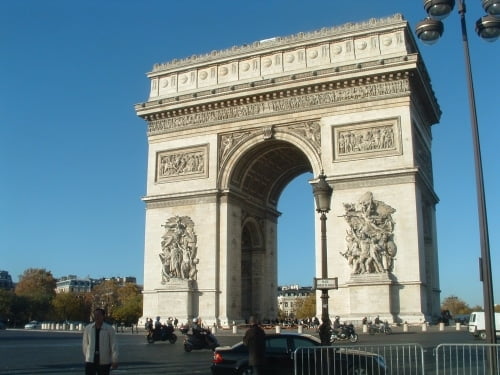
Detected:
[0,326,478,374]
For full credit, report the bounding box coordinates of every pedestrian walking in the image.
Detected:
[243,316,266,375]
[82,308,118,375]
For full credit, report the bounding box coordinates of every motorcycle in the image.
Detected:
[330,323,359,343]
[147,324,177,344]
[183,329,219,352]
[368,322,392,335]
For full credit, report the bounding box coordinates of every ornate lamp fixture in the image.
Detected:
[312,172,333,326]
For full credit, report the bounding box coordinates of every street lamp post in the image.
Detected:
[416,0,499,371]
[312,172,334,325]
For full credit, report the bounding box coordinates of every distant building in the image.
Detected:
[56,275,139,293]
[0,270,14,290]
[55,275,94,293]
[277,284,313,318]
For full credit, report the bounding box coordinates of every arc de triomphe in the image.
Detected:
[135,14,442,326]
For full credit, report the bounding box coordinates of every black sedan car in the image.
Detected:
[211,333,386,375]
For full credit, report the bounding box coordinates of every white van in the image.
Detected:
[468,311,500,339]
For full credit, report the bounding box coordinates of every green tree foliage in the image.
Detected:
[0,289,15,322]
[441,295,472,315]
[15,268,56,321]
[294,293,316,320]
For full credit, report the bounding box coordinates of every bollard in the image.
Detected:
[422,323,427,332]
[70,323,75,331]
[212,324,217,334]
[439,322,445,331]
[403,323,408,332]
[362,324,368,333]
[298,325,303,334]
[456,322,461,331]
[275,325,281,334]
[232,325,237,334]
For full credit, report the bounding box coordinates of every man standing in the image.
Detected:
[82,308,118,375]
[243,316,266,375]
[318,318,331,345]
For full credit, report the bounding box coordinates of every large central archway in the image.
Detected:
[220,138,314,322]
[136,14,442,326]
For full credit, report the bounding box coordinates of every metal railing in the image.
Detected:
[294,343,500,374]
[435,343,500,375]
[294,343,425,375]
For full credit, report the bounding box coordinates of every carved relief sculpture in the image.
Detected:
[156,145,208,182]
[340,192,397,274]
[159,216,199,283]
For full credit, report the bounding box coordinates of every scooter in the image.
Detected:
[147,324,177,344]
[183,329,219,352]
[330,323,359,343]
[368,321,392,335]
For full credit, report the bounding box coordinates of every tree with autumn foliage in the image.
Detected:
[441,295,472,316]
[90,280,142,325]
[52,292,93,322]
[294,293,316,320]
[15,268,56,321]
[112,283,143,325]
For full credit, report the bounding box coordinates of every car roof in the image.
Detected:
[222,333,321,350]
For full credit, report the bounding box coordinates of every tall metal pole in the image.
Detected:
[457,0,496,347]
[320,212,329,324]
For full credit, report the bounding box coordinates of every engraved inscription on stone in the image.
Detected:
[156,145,208,182]
[340,192,397,274]
[333,118,401,161]
[159,216,199,283]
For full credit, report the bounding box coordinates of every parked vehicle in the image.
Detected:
[147,324,177,344]
[330,323,359,343]
[184,329,219,352]
[24,321,41,329]
[368,321,392,335]
[211,333,385,375]
[468,312,500,339]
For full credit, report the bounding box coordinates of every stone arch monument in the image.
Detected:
[135,14,442,326]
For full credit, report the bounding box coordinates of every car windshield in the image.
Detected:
[292,337,319,350]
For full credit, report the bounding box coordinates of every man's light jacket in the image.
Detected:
[82,322,118,365]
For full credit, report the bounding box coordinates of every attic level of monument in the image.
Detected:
[136,14,440,137]
[149,14,415,75]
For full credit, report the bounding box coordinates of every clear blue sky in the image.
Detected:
[1,1,498,308]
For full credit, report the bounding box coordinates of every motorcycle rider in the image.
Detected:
[332,316,342,337]
[154,316,162,330]
[191,317,217,348]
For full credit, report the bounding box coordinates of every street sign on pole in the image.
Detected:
[314,277,338,290]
